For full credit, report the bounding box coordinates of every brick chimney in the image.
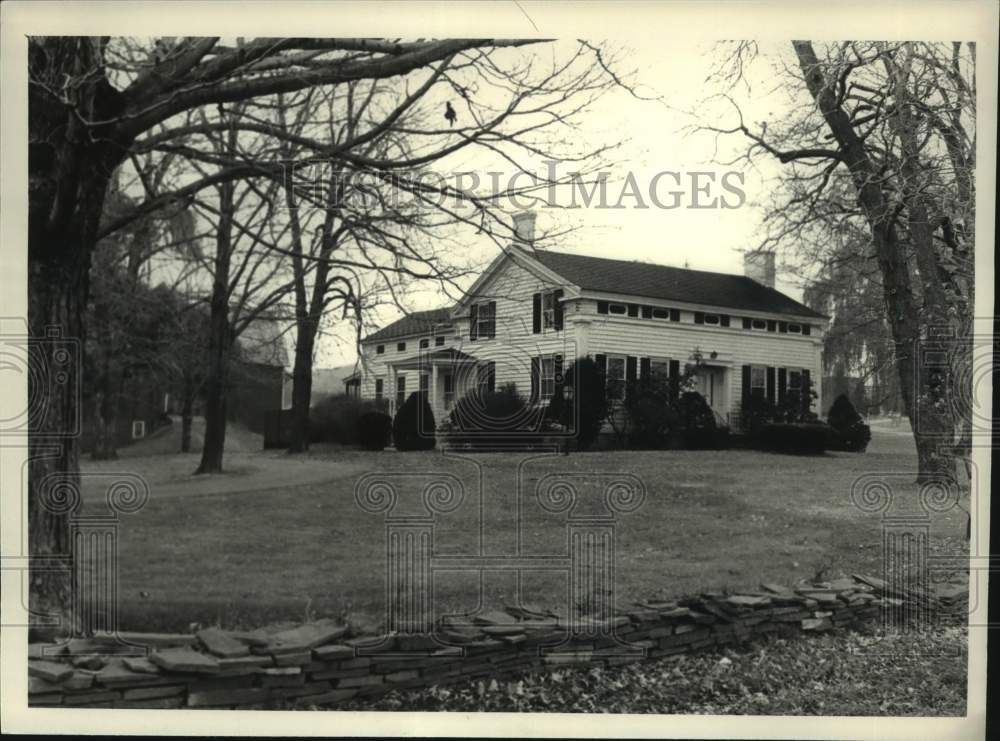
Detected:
[512,211,536,249]
[744,250,776,288]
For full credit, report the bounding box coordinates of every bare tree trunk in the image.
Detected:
[180,375,194,453]
[195,172,234,474]
[288,327,315,452]
[793,41,954,482]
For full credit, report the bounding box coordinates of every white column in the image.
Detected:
[431,363,440,420]
[388,364,397,416]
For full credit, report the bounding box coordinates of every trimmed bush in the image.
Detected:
[358,411,392,451]
[758,422,830,455]
[547,357,607,451]
[827,394,871,452]
[392,390,436,451]
[310,394,388,445]
[626,384,678,449]
[446,383,548,450]
[677,391,728,449]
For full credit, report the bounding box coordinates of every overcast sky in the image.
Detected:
[315,39,802,369]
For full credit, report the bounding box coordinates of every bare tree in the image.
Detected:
[700,40,975,481]
[27,37,637,627]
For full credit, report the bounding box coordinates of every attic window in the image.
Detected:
[651,308,670,319]
[703,314,720,325]
[397,342,407,352]
[608,304,627,315]
[376,345,385,355]
[435,336,446,347]
[419,338,429,349]
[751,319,767,330]
[787,323,802,334]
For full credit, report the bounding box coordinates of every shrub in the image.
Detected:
[446,383,548,449]
[392,390,436,451]
[625,383,678,449]
[741,393,776,436]
[310,394,388,445]
[547,357,607,451]
[677,391,728,449]
[358,411,392,451]
[827,394,872,452]
[758,422,830,455]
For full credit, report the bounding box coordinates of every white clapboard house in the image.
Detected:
[357,213,828,431]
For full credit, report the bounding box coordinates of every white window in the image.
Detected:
[542,291,557,329]
[789,370,802,390]
[750,367,766,397]
[540,355,556,400]
[650,360,669,381]
[606,356,626,400]
[375,378,384,401]
[476,302,496,338]
[396,376,406,407]
[443,374,455,408]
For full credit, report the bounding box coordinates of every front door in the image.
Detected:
[694,366,728,420]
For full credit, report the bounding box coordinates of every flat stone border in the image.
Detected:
[27,574,967,709]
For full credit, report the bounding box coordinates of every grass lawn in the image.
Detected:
[80,427,969,633]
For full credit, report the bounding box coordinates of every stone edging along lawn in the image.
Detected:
[28,574,967,710]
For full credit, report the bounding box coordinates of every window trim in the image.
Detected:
[475,301,496,339]
[397,341,407,352]
[605,355,627,401]
[376,344,385,355]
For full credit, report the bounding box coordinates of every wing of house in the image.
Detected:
[356,214,828,431]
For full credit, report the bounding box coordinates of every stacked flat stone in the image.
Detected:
[27,575,964,709]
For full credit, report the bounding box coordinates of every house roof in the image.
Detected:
[529,249,827,319]
[362,307,454,343]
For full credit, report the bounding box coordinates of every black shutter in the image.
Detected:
[741,365,751,404]
[553,289,564,331]
[777,367,787,403]
[641,305,652,319]
[802,369,811,414]
[532,293,542,334]
[767,320,776,332]
[766,366,776,401]
[670,308,680,321]
[597,301,609,314]
[627,304,639,318]
[694,311,705,324]
[487,301,497,338]
[779,321,788,333]
[669,359,680,400]
[721,315,730,327]
[469,304,479,341]
[554,354,564,384]
[742,317,752,329]
[530,356,540,401]
[639,357,651,381]
[803,324,811,336]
